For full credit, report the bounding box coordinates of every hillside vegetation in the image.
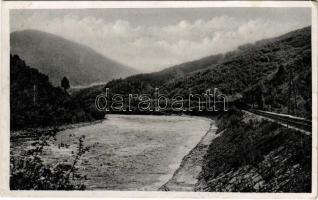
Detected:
[196,109,311,192]
[98,26,311,118]
[10,54,104,130]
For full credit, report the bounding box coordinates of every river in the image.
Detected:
[11,114,213,191]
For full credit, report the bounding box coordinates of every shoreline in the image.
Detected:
[159,118,219,191]
[10,119,105,141]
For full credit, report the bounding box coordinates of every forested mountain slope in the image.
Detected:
[11,29,138,87]
[101,26,311,118]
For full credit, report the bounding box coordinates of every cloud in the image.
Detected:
[12,13,308,72]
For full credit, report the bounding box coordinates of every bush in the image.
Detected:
[10,135,90,190]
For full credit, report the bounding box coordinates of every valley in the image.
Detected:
[9,25,312,192]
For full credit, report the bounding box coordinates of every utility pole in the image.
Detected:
[288,70,291,115]
[33,84,37,106]
[288,68,297,115]
[291,70,297,115]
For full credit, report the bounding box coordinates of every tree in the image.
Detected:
[61,76,70,91]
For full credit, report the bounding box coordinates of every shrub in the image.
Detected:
[10,135,90,190]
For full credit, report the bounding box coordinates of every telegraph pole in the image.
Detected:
[33,84,37,106]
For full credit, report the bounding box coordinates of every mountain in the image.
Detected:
[10,54,105,130]
[102,26,311,117]
[161,26,311,117]
[73,26,311,118]
[103,53,225,95]
[10,29,138,87]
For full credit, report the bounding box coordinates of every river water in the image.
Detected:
[11,114,212,191]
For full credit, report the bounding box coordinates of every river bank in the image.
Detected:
[10,119,104,141]
[159,120,219,191]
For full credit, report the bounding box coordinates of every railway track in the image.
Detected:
[246,109,312,132]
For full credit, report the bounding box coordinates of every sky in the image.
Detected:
[11,8,311,72]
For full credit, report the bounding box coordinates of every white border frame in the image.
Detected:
[0,1,317,199]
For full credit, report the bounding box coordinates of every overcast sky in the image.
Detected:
[11,8,311,72]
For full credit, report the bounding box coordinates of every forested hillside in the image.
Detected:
[105,53,224,95]
[10,54,104,130]
[163,26,311,118]
[99,26,311,118]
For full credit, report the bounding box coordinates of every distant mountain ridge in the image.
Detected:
[10,29,138,86]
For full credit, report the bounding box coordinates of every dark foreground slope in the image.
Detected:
[11,30,138,86]
[10,54,104,130]
[196,109,311,192]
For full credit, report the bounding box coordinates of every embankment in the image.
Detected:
[196,109,311,192]
[160,119,219,191]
